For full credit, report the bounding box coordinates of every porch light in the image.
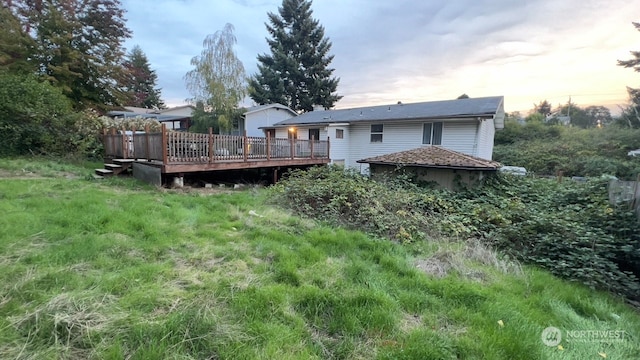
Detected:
[289,127,295,132]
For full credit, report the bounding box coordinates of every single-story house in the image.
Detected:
[242,104,298,137]
[107,105,195,131]
[357,146,501,190]
[251,96,504,172]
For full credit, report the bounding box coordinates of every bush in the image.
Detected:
[270,167,640,302]
[0,72,74,156]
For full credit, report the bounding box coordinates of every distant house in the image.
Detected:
[107,105,195,131]
[258,96,505,171]
[357,146,501,190]
[242,104,298,137]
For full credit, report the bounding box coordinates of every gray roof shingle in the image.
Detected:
[272,96,504,126]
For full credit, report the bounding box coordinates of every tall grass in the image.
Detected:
[0,158,638,359]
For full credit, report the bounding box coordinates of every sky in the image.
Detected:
[121,0,640,115]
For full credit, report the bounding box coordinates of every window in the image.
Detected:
[370,124,383,142]
[309,128,320,141]
[335,129,344,139]
[422,122,443,145]
[288,128,297,140]
[265,129,275,138]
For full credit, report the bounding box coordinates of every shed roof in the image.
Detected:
[272,96,504,127]
[357,146,501,170]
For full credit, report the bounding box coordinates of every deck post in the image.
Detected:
[290,137,295,159]
[208,127,214,164]
[243,130,248,162]
[102,128,107,159]
[327,136,330,159]
[266,136,271,160]
[131,127,136,159]
[162,124,168,165]
[110,128,116,159]
[121,126,127,159]
[310,135,315,159]
[273,167,279,184]
[144,125,150,161]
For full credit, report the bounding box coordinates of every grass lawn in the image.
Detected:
[0,158,638,359]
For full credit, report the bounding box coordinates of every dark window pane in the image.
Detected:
[309,128,320,140]
[371,124,383,133]
[371,134,383,142]
[433,122,443,145]
[336,129,344,139]
[423,123,432,144]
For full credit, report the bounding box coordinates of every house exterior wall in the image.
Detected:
[245,108,296,137]
[348,120,480,173]
[369,164,492,190]
[475,118,496,159]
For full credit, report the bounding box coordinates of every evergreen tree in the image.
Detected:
[0,6,36,74]
[617,22,640,128]
[122,45,165,109]
[249,0,341,113]
[8,0,131,111]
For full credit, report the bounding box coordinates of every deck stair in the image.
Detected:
[95,158,136,177]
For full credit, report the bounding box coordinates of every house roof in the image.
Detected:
[157,105,195,113]
[272,96,504,127]
[244,103,297,116]
[357,146,501,170]
[106,111,188,122]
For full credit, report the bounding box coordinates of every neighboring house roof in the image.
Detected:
[271,96,504,127]
[124,106,157,113]
[157,105,195,114]
[357,146,501,170]
[106,111,188,123]
[244,103,297,116]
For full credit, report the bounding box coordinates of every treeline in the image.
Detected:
[494,114,640,180]
[0,1,164,157]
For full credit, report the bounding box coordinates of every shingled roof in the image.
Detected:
[357,146,501,170]
[272,96,504,127]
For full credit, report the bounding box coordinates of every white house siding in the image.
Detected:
[348,120,481,172]
[327,125,349,165]
[245,108,296,137]
[475,118,496,160]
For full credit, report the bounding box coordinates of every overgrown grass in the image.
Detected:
[0,158,639,359]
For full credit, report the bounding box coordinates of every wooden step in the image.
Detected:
[113,158,135,164]
[95,168,113,176]
[104,163,123,170]
[92,174,104,180]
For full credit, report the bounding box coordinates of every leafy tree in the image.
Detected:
[617,22,640,128]
[533,100,552,116]
[121,45,165,109]
[525,112,544,123]
[0,72,73,155]
[584,105,612,127]
[185,23,246,132]
[8,0,131,111]
[249,0,341,112]
[0,6,36,74]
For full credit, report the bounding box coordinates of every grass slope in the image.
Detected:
[0,158,638,359]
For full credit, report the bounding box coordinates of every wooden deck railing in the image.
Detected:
[103,125,330,165]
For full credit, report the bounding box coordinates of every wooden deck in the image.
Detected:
[102,125,330,175]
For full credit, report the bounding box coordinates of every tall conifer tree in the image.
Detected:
[249,0,341,113]
[122,45,165,109]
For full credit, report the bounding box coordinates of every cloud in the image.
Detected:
[121,0,639,112]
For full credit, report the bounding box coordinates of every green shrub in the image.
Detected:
[271,167,640,302]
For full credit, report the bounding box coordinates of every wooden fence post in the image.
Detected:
[310,135,315,159]
[161,124,168,165]
[266,136,271,160]
[102,128,107,159]
[121,126,127,159]
[110,128,116,159]
[290,137,295,159]
[144,125,150,161]
[208,127,214,164]
[243,130,248,162]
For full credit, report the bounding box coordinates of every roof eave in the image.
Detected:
[356,161,499,171]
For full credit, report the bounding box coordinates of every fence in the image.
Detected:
[103,126,330,165]
[609,178,640,219]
